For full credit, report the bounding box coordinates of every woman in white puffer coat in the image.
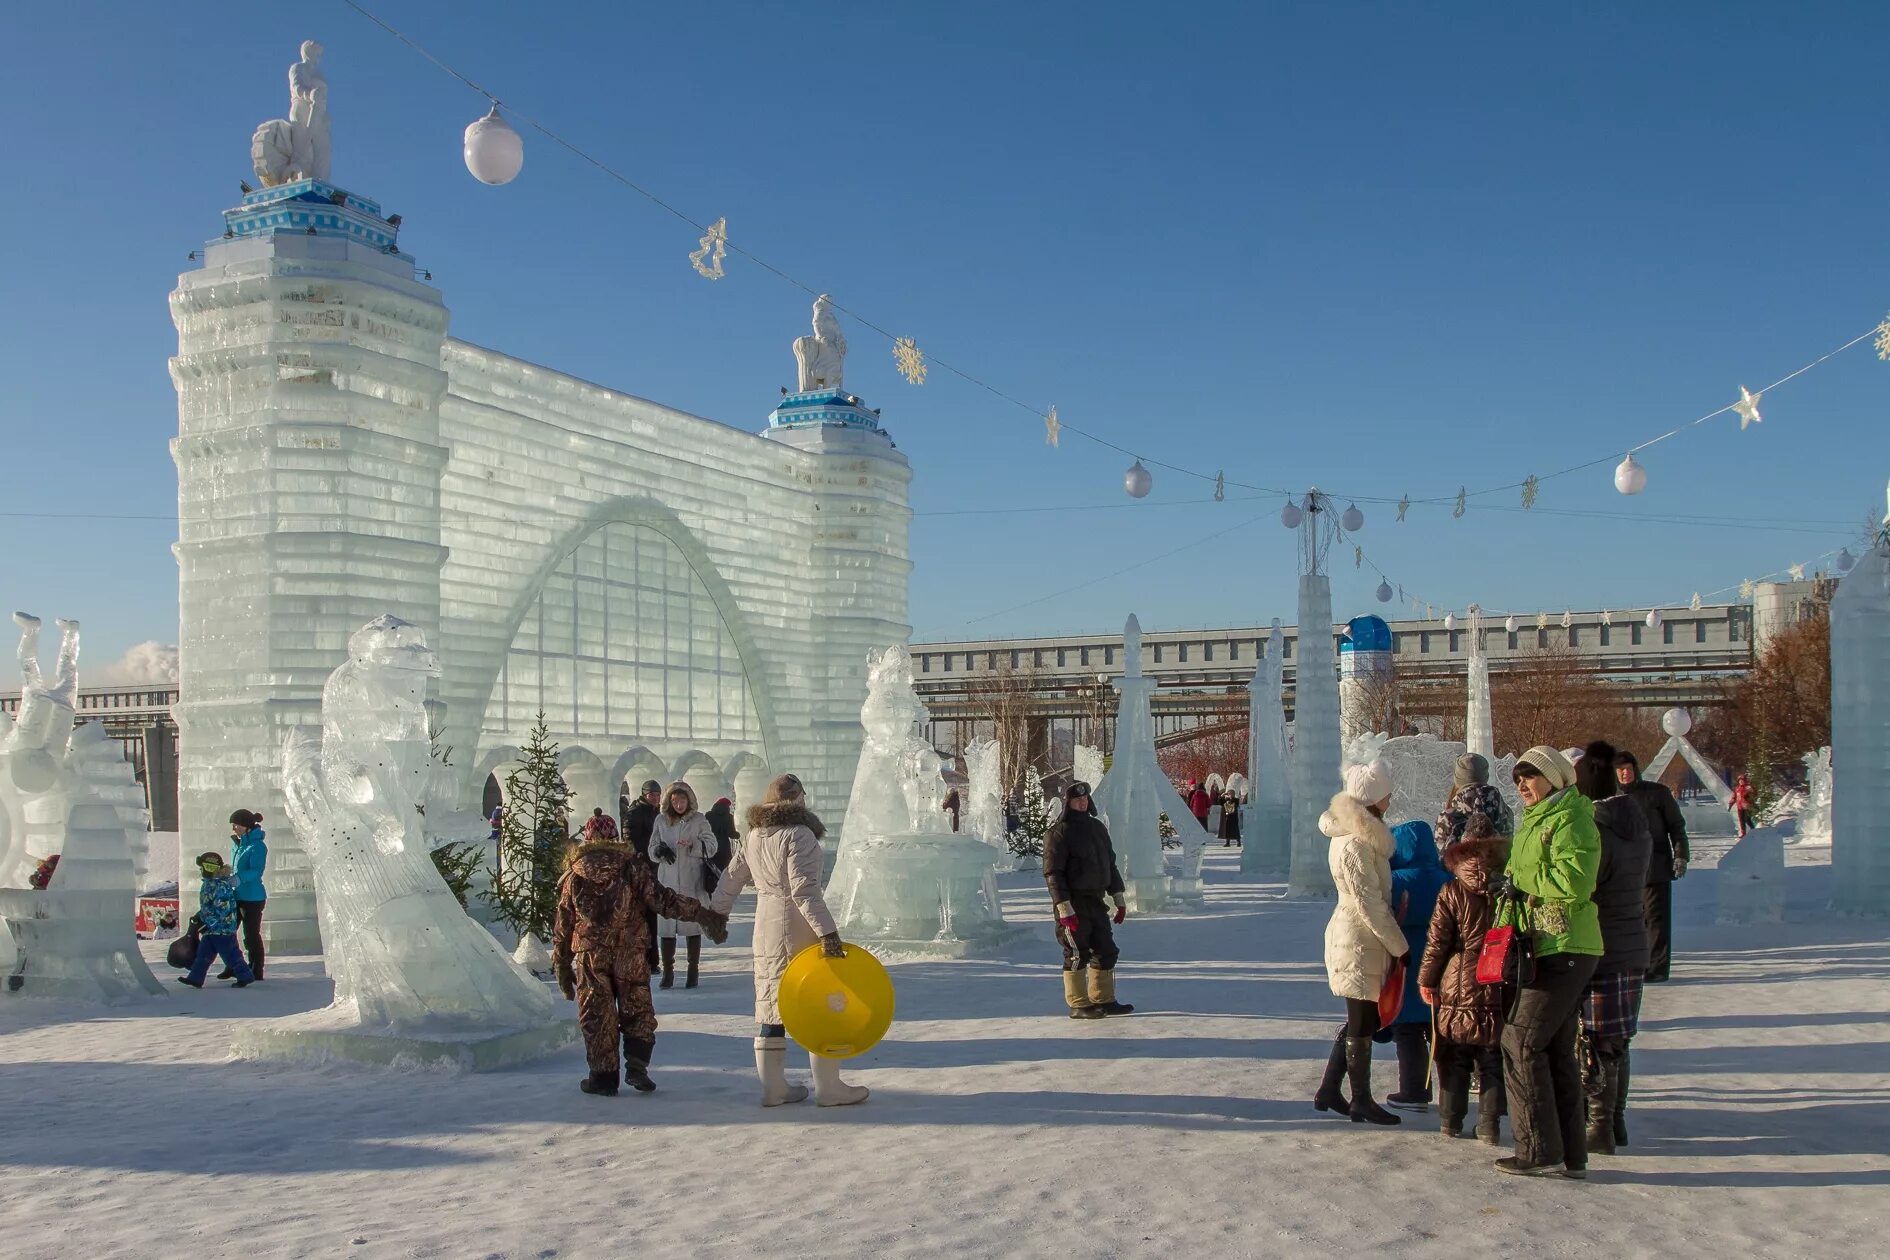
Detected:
[708,773,868,1109]
[1312,760,1408,1127]
[648,781,718,990]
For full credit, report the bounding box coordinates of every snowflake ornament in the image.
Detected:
[1740,579,1756,600]
[1214,471,1225,502]
[1600,609,1613,626]
[892,337,927,385]
[1789,563,1805,581]
[1690,592,1702,611]
[1453,487,1467,519]
[1536,611,1548,631]
[1877,314,1890,361]
[689,217,728,280]
[1732,386,1762,431]
[1044,405,1060,448]
[1396,495,1410,523]
[1521,475,1539,510]
[1354,545,1363,569]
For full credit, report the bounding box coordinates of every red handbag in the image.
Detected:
[1477,893,1536,986]
[1379,956,1406,1026]
[1475,925,1516,984]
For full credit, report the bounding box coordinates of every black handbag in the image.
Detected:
[701,860,720,895]
[166,915,203,970]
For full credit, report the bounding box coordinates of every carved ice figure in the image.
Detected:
[793,294,847,391]
[825,646,1019,954]
[0,615,163,1000]
[1073,745,1105,798]
[1796,747,1833,846]
[1094,615,1205,910]
[251,40,333,187]
[1344,731,1522,833]
[1242,619,1291,875]
[235,616,569,1068]
[964,738,1006,852]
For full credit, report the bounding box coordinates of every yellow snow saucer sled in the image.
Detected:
[779,940,895,1059]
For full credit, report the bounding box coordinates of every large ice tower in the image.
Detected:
[1830,520,1890,917]
[170,47,912,950]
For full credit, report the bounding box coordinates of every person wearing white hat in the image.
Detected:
[1311,760,1407,1126]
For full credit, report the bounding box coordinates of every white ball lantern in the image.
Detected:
[1504,614,1520,634]
[1280,500,1303,529]
[1375,580,1392,603]
[1614,453,1647,496]
[1836,547,1856,573]
[1341,502,1365,532]
[1661,707,1692,738]
[464,105,525,185]
[1645,608,1662,629]
[1443,612,1457,632]
[1123,460,1152,499]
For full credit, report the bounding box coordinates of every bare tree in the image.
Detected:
[1158,722,1250,787]
[962,657,1044,792]
[1695,609,1830,797]
[1485,644,1666,761]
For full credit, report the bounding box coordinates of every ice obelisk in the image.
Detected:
[1242,620,1292,875]
[1287,492,1341,897]
[1830,488,1890,917]
[1465,605,1494,764]
[1094,615,1200,910]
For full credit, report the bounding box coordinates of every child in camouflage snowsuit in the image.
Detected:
[553,838,727,1097]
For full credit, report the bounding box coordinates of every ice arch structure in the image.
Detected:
[170,214,911,954]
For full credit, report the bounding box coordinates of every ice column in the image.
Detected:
[1289,577,1340,897]
[1830,527,1890,917]
[1094,616,1203,911]
[234,617,571,1069]
[964,738,1006,853]
[1242,620,1291,876]
[1465,605,1494,763]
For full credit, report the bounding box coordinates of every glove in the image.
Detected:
[1418,985,1438,1006]
[699,910,729,945]
[1673,857,1688,880]
[653,843,677,864]
[1112,900,1126,925]
[821,932,846,958]
[1054,901,1078,934]
[557,969,575,1001]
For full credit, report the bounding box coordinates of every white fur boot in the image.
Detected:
[754,1036,808,1107]
[811,1053,869,1108]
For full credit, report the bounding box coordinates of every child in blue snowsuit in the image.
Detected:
[180,852,255,988]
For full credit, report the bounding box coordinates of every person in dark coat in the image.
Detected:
[1218,790,1242,846]
[1613,750,1687,983]
[1418,816,1509,1142]
[1436,753,1515,847]
[704,797,737,872]
[1385,819,1449,1110]
[621,780,665,969]
[1043,781,1130,1019]
[1578,741,1651,1153]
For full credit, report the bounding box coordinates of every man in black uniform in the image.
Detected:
[1615,751,1689,983]
[1043,781,1132,1019]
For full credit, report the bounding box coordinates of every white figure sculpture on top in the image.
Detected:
[251,40,333,187]
[793,294,847,391]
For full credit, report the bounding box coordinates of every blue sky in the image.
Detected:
[3,2,1885,674]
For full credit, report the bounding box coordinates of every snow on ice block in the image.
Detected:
[1715,827,1785,925]
[231,1005,576,1073]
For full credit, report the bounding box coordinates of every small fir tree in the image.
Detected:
[482,712,570,945]
[1009,765,1051,859]
[1158,812,1179,850]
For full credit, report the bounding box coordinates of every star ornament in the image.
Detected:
[1789,563,1805,581]
[1044,405,1060,448]
[1732,386,1763,431]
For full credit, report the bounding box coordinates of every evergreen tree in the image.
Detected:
[1010,765,1051,859]
[482,712,569,944]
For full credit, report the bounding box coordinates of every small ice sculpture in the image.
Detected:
[1344,732,1522,833]
[1643,708,1733,809]
[1289,576,1342,896]
[964,738,1006,854]
[1094,616,1205,911]
[1795,747,1833,846]
[826,646,1021,955]
[1831,524,1890,917]
[0,615,164,1001]
[1464,605,1495,763]
[1242,620,1291,876]
[251,40,332,187]
[236,616,571,1069]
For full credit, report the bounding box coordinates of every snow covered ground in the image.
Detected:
[2,847,1882,1260]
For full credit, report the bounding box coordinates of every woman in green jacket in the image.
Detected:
[1496,746,1602,1179]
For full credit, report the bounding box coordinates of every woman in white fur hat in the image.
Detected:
[1311,759,1408,1126]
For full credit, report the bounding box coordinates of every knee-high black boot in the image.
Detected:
[1583,1047,1618,1155]
[685,935,701,989]
[1347,1037,1400,1126]
[659,937,676,989]
[1312,1027,1350,1116]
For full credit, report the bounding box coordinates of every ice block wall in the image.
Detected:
[1288,576,1340,897]
[1830,539,1890,916]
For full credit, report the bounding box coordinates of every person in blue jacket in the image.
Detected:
[227,808,268,981]
[1384,818,1449,1111]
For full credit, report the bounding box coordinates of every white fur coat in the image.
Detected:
[1320,793,1409,1002]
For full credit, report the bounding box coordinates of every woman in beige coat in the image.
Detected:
[649,781,718,989]
[1311,760,1408,1127]
[708,773,867,1108]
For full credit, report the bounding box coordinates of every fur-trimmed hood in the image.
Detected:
[1318,792,1395,859]
[661,780,700,820]
[564,839,632,881]
[745,800,825,840]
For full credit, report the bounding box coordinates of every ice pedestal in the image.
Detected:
[1831,536,1890,916]
[826,646,1020,955]
[240,617,571,1070]
[1716,827,1785,925]
[1289,576,1340,897]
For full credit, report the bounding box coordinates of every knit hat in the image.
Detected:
[1451,753,1488,792]
[761,773,806,805]
[229,808,261,830]
[1341,760,1393,807]
[1516,746,1576,792]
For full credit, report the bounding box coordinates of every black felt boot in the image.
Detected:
[1347,1037,1400,1126]
[1312,1028,1351,1117]
[1584,1055,1619,1156]
[1387,1023,1433,1112]
[623,1037,657,1093]
[580,1070,619,1096]
[685,936,701,989]
[659,937,676,990]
